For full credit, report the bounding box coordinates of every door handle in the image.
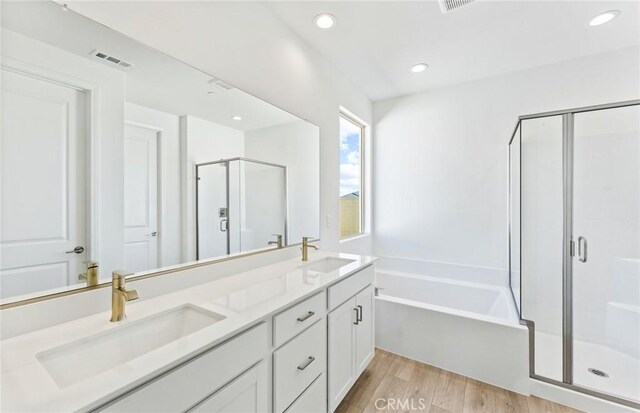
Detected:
[578,236,587,263]
[66,246,85,254]
[357,305,363,322]
[220,219,228,232]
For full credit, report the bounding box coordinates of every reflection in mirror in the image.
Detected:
[196,158,287,259]
[0,1,320,303]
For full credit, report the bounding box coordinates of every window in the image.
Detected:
[339,113,364,239]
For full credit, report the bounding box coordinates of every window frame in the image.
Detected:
[339,111,366,240]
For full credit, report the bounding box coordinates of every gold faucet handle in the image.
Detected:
[124,289,140,301]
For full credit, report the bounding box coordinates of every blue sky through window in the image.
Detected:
[339,116,362,197]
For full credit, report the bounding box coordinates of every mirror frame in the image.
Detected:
[0,239,320,310]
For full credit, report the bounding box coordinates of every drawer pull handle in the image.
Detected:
[297,356,315,371]
[296,311,315,322]
[357,305,363,322]
[353,308,359,325]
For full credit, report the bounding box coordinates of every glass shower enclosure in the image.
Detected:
[196,157,287,260]
[509,100,640,409]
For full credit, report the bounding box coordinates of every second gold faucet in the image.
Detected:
[301,237,318,261]
[110,270,139,322]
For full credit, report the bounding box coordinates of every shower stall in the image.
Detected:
[196,157,287,260]
[509,99,640,408]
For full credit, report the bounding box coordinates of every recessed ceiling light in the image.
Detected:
[588,10,620,27]
[231,115,242,121]
[410,63,429,73]
[314,13,336,29]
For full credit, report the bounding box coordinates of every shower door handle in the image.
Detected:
[577,236,587,263]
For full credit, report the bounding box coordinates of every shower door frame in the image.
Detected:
[195,157,288,259]
[508,99,640,409]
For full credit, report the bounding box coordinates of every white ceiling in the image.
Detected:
[2,1,299,132]
[267,0,640,101]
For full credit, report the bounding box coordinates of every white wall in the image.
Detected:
[181,115,245,261]
[373,47,640,282]
[245,120,320,243]
[1,29,126,282]
[124,103,182,267]
[64,1,373,253]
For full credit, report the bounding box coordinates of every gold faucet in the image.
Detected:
[301,237,318,261]
[110,270,139,322]
[78,261,99,287]
[268,234,283,249]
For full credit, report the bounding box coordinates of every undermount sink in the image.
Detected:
[37,304,225,388]
[302,257,356,273]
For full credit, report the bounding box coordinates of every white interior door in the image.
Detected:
[1,68,86,298]
[124,123,158,272]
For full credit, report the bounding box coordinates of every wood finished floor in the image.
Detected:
[336,349,583,413]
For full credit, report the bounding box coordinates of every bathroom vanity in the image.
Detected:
[0,252,376,413]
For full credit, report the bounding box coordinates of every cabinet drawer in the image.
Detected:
[328,265,374,310]
[273,291,325,347]
[284,373,326,413]
[188,362,268,413]
[273,320,325,413]
[97,323,268,413]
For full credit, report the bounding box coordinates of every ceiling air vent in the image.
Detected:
[438,0,477,14]
[90,50,133,69]
[208,77,234,91]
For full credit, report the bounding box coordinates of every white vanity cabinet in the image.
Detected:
[284,373,326,413]
[95,323,268,413]
[188,362,268,413]
[86,262,375,413]
[273,320,325,413]
[327,267,375,413]
[272,291,327,413]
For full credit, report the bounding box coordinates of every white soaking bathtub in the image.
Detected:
[375,268,530,394]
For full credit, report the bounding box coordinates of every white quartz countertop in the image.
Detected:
[0,251,376,412]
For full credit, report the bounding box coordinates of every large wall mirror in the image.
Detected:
[0,1,320,304]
